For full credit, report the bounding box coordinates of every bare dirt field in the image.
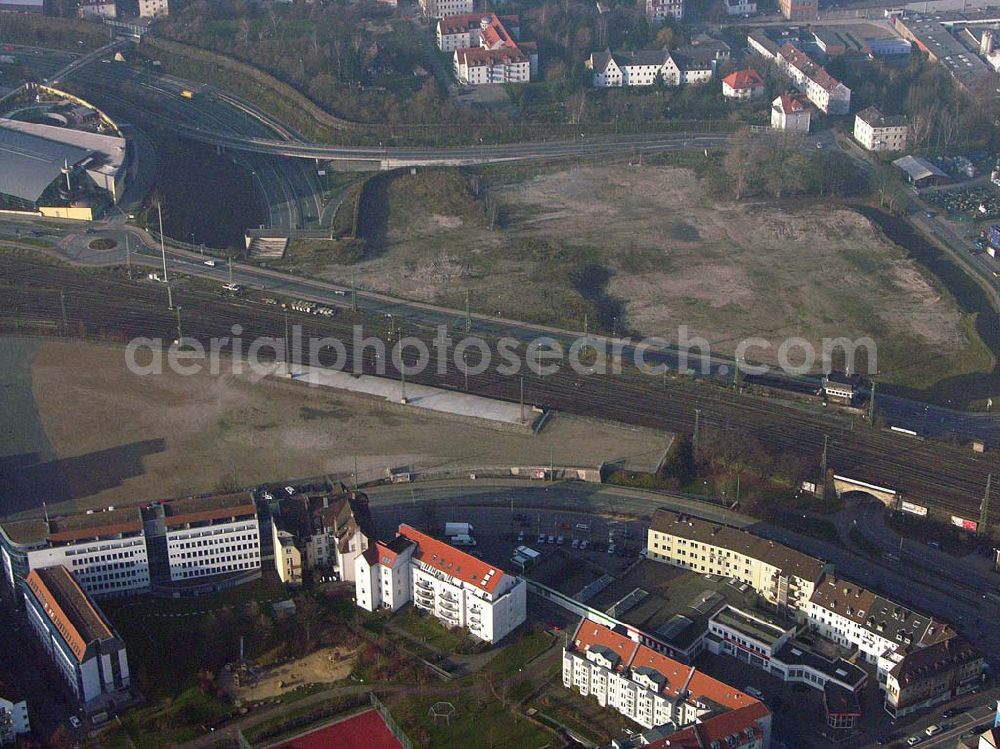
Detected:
[221,646,356,702]
[279,163,988,388]
[5,338,667,514]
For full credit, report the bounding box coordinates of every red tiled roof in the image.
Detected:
[438,12,487,35]
[650,703,769,748]
[777,93,810,113]
[26,567,115,663]
[455,46,528,66]
[572,619,771,748]
[572,619,641,669]
[631,644,693,697]
[398,524,508,594]
[778,43,843,92]
[723,69,764,90]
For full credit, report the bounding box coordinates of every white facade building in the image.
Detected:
[451,15,534,85]
[853,107,908,152]
[23,567,130,711]
[355,524,527,644]
[722,69,765,100]
[77,0,116,19]
[420,0,472,18]
[725,0,757,15]
[646,0,684,22]
[588,49,712,88]
[1,493,263,599]
[0,695,29,746]
[563,618,771,746]
[771,94,811,133]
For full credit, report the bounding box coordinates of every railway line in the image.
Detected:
[0,254,995,524]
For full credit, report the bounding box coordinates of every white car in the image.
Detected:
[69,716,81,729]
[925,725,942,737]
[906,737,923,746]
[203,259,217,267]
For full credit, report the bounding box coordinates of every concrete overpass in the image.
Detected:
[833,474,899,507]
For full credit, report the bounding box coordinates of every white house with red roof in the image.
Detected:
[355,524,526,643]
[563,618,771,746]
[771,94,812,132]
[450,14,536,85]
[722,69,765,100]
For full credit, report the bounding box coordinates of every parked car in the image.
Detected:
[69,716,81,729]
[547,535,555,544]
[537,533,546,544]
[556,535,564,545]
[925,725,942,737]
[906,736,923,746]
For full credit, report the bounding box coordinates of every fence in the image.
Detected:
[370,692,414,749]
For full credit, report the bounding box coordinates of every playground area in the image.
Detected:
[221,646,358,701]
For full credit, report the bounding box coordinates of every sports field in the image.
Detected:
[271,710,403,749]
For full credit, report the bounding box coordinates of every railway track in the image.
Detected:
[1,254,996,524]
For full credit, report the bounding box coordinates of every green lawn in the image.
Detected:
[484,632,554,677]
[396,695,556,749]
[391,608,466,653]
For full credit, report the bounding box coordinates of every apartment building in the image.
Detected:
[778,0,816,20]
[588,49,713,88]
[809,574,981,716]
[452,14,535,85]
[23,567,130,711]
[563,618,772,746]
[355,524,527,644]
[0,690,29,746]
[775,44,851,114]
[420,0,472,19]
[1,493,262,599]
[138,0,167,17]
[647,511,829,615]
[646,0,684,23]
[885,637,982,718]
[853,107,908,152]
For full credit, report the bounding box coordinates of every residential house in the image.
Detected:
[77,0,116,19]
[587,48,713,88]
[853,107,908,152]
[722,69,765,99]
[137,0,167,17]
[725,0,757,15]
[452,14,535,85]
[646,0,684,23]
[419,0,472,18]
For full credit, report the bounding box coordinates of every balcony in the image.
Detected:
[416,578,434,590]
[439,598,459,612]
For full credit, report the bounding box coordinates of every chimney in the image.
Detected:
[981,28,995,56]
